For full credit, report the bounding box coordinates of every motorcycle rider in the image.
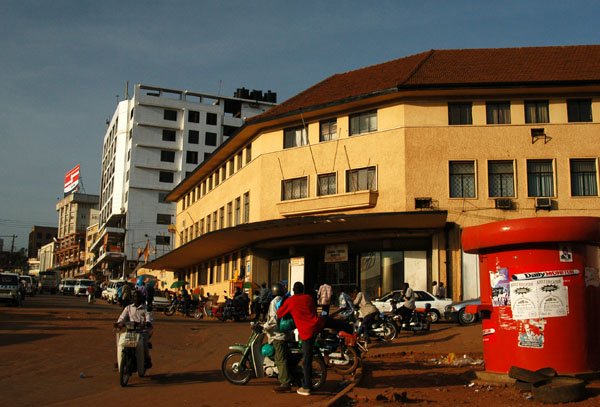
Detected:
[395,282,416,327]
[115,290,154,369]
[353,288,379,342]
[263,282,293,393]
[331,291,355,320]
[233,286,250,316]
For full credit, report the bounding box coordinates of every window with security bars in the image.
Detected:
[527,160,554,197]
[320,119,337,142]
[318,173,337,196]
[488,161,514,197]
[346,167,376,192]
[449,161,475,198]
[350,111,377,136]
[567,99,592,122]
[284,126,308,149]
[282,177,308,200]
[486,102,511,124]
[570,159,598,196]
[448,103,472,125]
[525,100,549,123]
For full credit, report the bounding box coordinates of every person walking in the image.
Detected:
[120,283,132,309]
[146,281,155,308]
[264,282,293,393]
[317,283,333,315]
[432,281,440,298]
[396,282,416,326]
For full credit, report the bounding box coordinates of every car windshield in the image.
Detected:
[65,280,76,286]
[1,275,18,285]
[79,281,93,286]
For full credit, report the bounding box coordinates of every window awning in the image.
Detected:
[144,211,447,271]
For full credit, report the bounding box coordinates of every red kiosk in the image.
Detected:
[462,217,600,375]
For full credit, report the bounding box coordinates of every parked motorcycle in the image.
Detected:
[320,329,362,374]
[221,321,327,389]
[220,296,249,322]
[114,321,149,387]
[353,311,397,341]
[193,299,213,319]
[164,297,190,317]
[391,301,432,333]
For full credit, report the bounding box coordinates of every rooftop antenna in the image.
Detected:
[115,94,119,105]
[217,80,222,96]
[126,81,129,99]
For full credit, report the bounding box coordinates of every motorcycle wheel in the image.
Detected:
[164,305,176,316]
[381,320,397,341]
[194,311,203,320]
[119,352,131,387]
[310,356,328,390]
[221,351,252,385]
[333,346,360,375]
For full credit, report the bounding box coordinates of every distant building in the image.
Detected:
[90,84,277,279]
[84,223,99,276]
[55,193,99,278]
[39,241,55,273]
[28,226,58,258]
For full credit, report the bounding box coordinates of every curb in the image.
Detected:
[320,366,363,407]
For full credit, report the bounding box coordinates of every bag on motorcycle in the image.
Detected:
[279,314,296,331]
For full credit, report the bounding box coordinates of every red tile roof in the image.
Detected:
[253,45,600,121]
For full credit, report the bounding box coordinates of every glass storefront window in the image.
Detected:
[360,251,404,299]
[269,258,290,287]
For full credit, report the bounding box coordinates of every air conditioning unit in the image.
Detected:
[415,197,432,209]
[495,198,512,209]
[535,197,552,209]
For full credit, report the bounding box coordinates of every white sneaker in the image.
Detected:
[297,387,311,396]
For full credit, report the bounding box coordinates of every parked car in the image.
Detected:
[104,279,127,304]
[74,279,94,296]
[61,279,77,295]
[444,298,481,325]
[0,272,22,306]
[373,290,453,323]
[152,290,171,311]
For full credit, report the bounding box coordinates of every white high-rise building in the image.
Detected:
[91,84,276,277]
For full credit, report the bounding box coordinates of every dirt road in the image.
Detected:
[0,295,343,406]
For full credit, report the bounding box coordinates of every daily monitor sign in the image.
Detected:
[64,165,80,193]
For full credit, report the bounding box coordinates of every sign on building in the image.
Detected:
[64,165,81,193]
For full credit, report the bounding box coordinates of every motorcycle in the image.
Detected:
[164,297,191,317]
[320,329,362,374]
[221,321,327,389]
[353,311,397,341]
[391,301,432,333]
[193,298,213,319]
[114,321,149,387]
[220,296,249,322]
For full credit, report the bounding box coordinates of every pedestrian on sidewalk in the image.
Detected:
[317,283,333,315]
[438,282,446,299]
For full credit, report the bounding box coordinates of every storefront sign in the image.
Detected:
[511,269,579,281]
[324,244,348,263]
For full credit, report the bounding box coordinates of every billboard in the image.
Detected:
[64,165,80,193]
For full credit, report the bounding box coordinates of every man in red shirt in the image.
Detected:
[277,281,321,395]
[277,281,351,396]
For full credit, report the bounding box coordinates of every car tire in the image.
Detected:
[428,309,441,323]
[458,308,478,325]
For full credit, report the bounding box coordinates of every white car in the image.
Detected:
[74,279,94,296]
[372,290,453,323]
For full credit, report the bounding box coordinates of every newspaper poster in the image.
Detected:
[490,268,511,306]
[537,278,568,318]
[509,280,538,319]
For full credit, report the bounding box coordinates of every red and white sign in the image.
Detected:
[64,165,80,193]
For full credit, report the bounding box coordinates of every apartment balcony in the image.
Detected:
[276,190,378,217]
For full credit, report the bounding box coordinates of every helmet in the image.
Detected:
[271,283,285,297]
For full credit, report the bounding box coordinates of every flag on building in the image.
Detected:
[143,241,150,263]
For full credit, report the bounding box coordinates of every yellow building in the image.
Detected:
[145,46,600,303]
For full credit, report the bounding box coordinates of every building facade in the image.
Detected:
[55,193,99,278]
[39,241,55,273]
[28,226,58,258]
[145,46,600,302]
[90,84,277,279]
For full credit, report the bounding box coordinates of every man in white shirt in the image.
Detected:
[116,290,153,369]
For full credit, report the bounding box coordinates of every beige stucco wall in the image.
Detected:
[170,90,600,300]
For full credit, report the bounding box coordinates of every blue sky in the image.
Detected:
[1,0,599,251]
